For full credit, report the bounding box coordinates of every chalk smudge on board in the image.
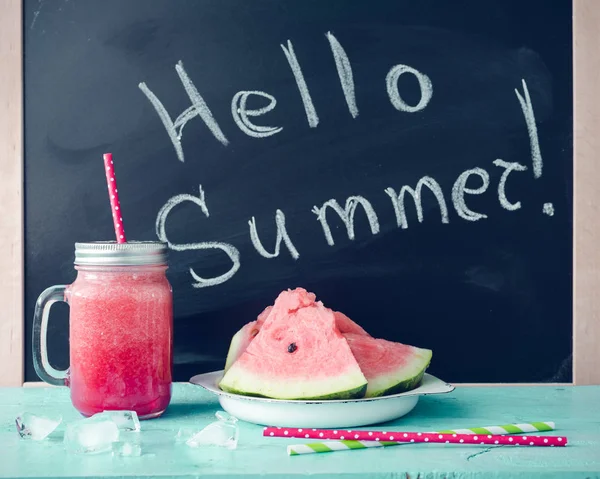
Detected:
[30,0,46,30]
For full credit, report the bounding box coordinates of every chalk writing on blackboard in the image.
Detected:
[515,79,543,179]
[493,160,528,211]
[155,186,241,288]
[451,168,490,222]
[143,30,551,288]
[386,64,432,113]
[543,203,555,216]
[280,39,320,128]
[326,31,359,119]
[231,91,283,138]
[249,210,300,260]
[138,62,230,163]
[384,178,448,229]
[312,196,381,247]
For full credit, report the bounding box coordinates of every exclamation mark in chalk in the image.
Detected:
[515,79,554,216]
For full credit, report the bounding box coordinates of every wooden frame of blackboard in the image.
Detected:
[1,0,598,387]
[0,0,24,388]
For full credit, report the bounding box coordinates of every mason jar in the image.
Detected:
[33,241,173,419]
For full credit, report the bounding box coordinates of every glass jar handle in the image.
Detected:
[32,285,69,386]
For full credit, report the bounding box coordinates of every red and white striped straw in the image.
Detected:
[103,153,126,243]
[262,427,567,447]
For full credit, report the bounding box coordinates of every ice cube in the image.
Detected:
[186,411,239,450]
[94,410,140,432]
[15,412,62,441]
[175,426,198,443]
[112,432,142,457]
[64,416,119,454]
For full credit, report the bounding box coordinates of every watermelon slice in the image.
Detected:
[223,292,369,373]
[219,289,368,400]
[344,333,432,397]
[333,311,371,337]
[223,306,272,372]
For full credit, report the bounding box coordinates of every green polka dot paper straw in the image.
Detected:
[283,421,555,456]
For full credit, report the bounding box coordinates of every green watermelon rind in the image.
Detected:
[367,367,427,397]
[219,366,368,401]
[363,349,433,398]
[221,341,433,400]
[219,381,368,400]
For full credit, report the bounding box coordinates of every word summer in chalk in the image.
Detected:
[139,30,551,289]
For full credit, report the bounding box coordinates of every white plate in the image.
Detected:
[189,370,455,428]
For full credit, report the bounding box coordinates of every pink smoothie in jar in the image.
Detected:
[33,241,173,419]
[67,266,172,418]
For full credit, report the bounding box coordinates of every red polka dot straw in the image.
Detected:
[103,153,126,243]
[262,427,566,447]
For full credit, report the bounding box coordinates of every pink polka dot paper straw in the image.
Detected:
[263,426,567,451]
[103,153,126,243]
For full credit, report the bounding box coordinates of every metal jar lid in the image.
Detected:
[74,241,168,266]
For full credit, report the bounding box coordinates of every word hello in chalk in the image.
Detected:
[138,31,433,160]
[139,30,553,289]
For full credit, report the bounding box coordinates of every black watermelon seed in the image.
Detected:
[287,342,297,353]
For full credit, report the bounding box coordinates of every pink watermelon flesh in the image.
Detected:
[344,333,432,397]
[219,289,368,400]
[259,287,317,328]
[223,290,369,372]
[335,311,370,336]
[256,305,273,323]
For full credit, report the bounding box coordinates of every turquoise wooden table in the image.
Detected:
[1,383,599,478]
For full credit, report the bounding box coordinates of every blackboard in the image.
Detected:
[24,0,573,384]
